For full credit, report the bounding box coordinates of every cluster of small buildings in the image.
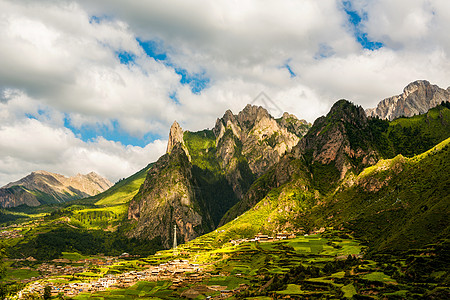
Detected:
[17,259,204,298]
[230,231,296,245]
[0,229,23,239]
[37,263,85,276]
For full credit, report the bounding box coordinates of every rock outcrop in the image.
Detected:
[128,144,213,248]
[295,100,379,183]
[126,104,311,247]
[366,80,450,120]
[213,105,308,197]
[0,171,113,208]
[166,121,184,153]
[277,112,310,138]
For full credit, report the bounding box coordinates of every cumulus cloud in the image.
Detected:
[0,117,167,186]
[0,90,167,186]
[0,0,449,185]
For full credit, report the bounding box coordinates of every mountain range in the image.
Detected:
[127,105,311,247]
[123,80,450,250]
[2,79,449,257]
[0,171,112,208]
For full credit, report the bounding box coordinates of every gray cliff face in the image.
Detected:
[366,80,450,120]
[214,105,305,176]
[127,144,212,248]
[127,104,311,247]
[295,100,378,181]
[0,171,113,208]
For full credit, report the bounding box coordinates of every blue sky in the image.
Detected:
[1,0,449,184]
[342,1,383,51]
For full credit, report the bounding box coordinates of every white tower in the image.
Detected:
[173,224,178,256]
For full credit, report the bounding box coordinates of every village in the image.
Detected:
[230,231,297,245]
[16,258,205,298]
[14,230,301,299]
[0,228,23,239]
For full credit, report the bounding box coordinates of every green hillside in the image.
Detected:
[318,137,450,253]
[89,163,153,206]
[372,102,450,158]
[188,137,450,255]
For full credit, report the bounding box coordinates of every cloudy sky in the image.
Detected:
[1,0,449,186]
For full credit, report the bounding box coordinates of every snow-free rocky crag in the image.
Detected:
[127,104,311,247]
[366,80,450,120]
[0,171,113,208]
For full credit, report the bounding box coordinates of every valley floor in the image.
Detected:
[6,229,447,299]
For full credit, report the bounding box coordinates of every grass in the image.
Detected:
[386,104,450,157]
[4,268,40,281]
[93,164,153,206]
[341,284,356,298]
[73,281,174,299]
[276,284,304,295]
[70,204,128,230]
[362,272,394,282]
[203,276,249,290]
[183,130,220,173]
[62,252,90,261]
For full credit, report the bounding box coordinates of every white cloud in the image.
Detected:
[0,90,167,186]
[0,116,167,186]
[0,0,450,185]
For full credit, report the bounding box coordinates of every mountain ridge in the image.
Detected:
[0,171,113,208]
[366,80,450,120]
[125,104,311,247]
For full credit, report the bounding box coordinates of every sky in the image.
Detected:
[1,0,450,186]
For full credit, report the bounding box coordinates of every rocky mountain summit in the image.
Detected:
[213,104,308,196]
[366,80,450,120]
[166,121,186,154]
[222,100,383,224]
[126,105,311,247]
[295,100,379,182]
[0,171,112,208]
[128,144,212,248]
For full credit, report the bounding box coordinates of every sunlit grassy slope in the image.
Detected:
[88,164,153,206]
[318,137,450,252]
[383,104,450,157]
[184,138,450,253]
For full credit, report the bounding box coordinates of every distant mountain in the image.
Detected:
[366,80,450,120]
[127,105,311,247]
[0,171,113,208]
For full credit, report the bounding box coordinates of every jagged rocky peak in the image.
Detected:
[213,109,241,142]
[295,99,377,181]
[212,104,302,176]
[128,144,212,248]
[329,99,367,124]
[213,104,274,141]
[237,104,272,129]
[366,80,450,120]
[166,120,184,154]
